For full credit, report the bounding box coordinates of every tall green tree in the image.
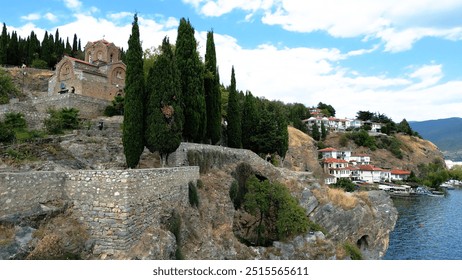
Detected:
[311,122,320,141]
[0,23,7,65]
[145,37,183,166]
[204,30,222,144]
[242,91,259,151]
[123,14,146,168]
[226,66,242,148]
[7,31,19,66]
[175,18,206,142]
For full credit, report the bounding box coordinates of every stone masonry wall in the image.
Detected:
[0,166,199,255]
[0,93,109,129]
[0,171,66,216]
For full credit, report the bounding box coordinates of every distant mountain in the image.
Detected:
[410,117,462,161]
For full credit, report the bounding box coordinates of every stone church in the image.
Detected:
[48,39,126,101]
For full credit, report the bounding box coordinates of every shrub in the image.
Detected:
[243,176,309,245]
[4,112,27,131]
[333,178,357,192]
[188,181,200,208]
[167,210,183,260]
[344,242,363,260]
[31,59,48,69]
[0,122,15,143]
[104,95,124,116]
[44,108,80,134]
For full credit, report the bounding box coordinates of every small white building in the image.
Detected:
[350,154,371,165]
[357,165,383,183]
[390,169,411,181]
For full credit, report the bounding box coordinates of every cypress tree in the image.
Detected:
[7,31,19,66]
[321,121,327,140]
[226,66,242,148]
[72,34,78,57]
[175,18,206,142]
[242,91,258,151]
[122,14,145,168]
[41,31,51,66]
[145,37,183,166]
[204,31,221,144]
[0,23,7,65]
[65,37,72,55]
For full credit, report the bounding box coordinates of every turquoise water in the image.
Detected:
[384,189,462,259]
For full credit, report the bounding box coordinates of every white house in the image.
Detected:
[357,165,383,183]
[390,169,411,181]
[318,147,338,159]
[349,154,371,165]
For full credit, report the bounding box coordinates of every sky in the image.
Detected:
[2,0,462,122]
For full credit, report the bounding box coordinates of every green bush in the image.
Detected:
[188,181,200,208]
[229,162,254,209]
[44,108,80,134]
[0,122,15,143]
[333,178,357,192]
[348,130,376,150]
[4,112,27,131]
[167,210,183,260]
[243,176,309,245]
[344,242,363,260]
[31,59,49,69]
[104,95,124,116]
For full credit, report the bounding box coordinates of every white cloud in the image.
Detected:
[184,0,462,52]
[44,13,59,22]
[21,13,41,21]
[64,0,82,9]
[108,12,133,21]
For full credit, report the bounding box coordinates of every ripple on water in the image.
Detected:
[384,189,462,260]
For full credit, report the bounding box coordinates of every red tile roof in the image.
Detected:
[391,169,411,175]
[318,147,337,152]
[323,158,348,164]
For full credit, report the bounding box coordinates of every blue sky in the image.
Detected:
[2,0,462,121]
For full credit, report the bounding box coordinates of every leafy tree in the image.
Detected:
[123,14,146,168]
[356,110,374,121]
[226,66,242,148]
[204,31,222,144]
[288,103,309,133]
[145,37,183,166]
[317,102,336,117]
[397,118,413,135]
[175,18,206,142]
[244,176,308,245]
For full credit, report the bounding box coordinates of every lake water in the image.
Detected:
[384,188,462,260]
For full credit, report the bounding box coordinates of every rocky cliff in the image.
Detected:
[0,122,398,260]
